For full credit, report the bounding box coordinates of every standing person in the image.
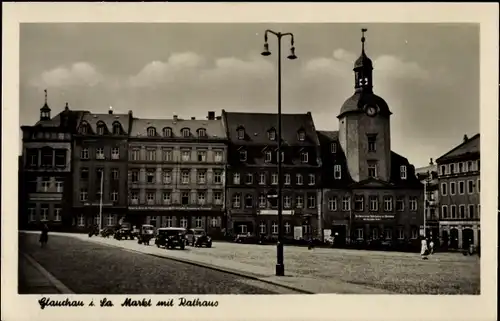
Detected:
[39,223,49,248]
[420,236,429,260]
[429,238,435,255]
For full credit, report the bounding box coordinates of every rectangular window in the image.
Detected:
[198,192,206,205]
[342,196,350,211]
[458,162,464,173]
[259,222,266,234]
[111,168,119,180]
[131,149,140,161]
[181,170,190,184]
[441,205,448,219]
[354,195,364,211]
[396,197,405,211]
[41,149,53,166]
[239,150,247,162]
[80,188,88,201]
[213,191,222,205]
[468,180,475,194]
[265,151,272,163]
[458,181,465,195]
[197,151,207,162]
[450,205,456,219]
[468,204,475,219]
[55,179,64,193]
[54,149,66,167]
[308,174,315,185]
[439,165,446,175]
[301,152,309,163]
[106,214,114,227]
[331,142,337,153]
[369,196,378,211]
[271,173,278,185]
[449,163,455,174]
[180,217,188,228]
[245,173,253,185]
[367,135,376,152]
[244,195,253,208]
[258,173,266,185]
[328,197,337,211]
[198,170,207,184]
[146,192,155,205]
[283,195,291,208]
[477,179,480,192]
[146,170,156,184]
[284,174,291,185]
[162,149,173,162]
[165,216,173,227]
[77,214,85,227]
[296,174,303,185]
[232,194,241,208]
[195,216,203,228]
[131,170,139,183]
[26,149,39,167]
[450,182,456,195]
[181,192,190,205]
[334,165,342,179]
[409,197,418,211]
[214,150,223,163]
[441,183,447,196]
[53,207,62,221]
[467,160,474,172]
[383,196,393,212]
[181,150,191,162]
[40,204,49,221]
[146,149,156,161]
[259,194,267,208]
[213,171,222,184]
[40,179,50,192]
[272,222,279,234]
[130,191,139,205]
[397,228,404,240]
[233,173,240,185]
[307,194,316,209]
[111,191,119,202]
[111,147,120,159]
[162,192,171,205]
[368,162,377,178]
[459,205,466,219]
[80,167,89,180]
[296,195,304,209]
[356,228,364,240]
[96,147,105,160]
[163,170,172,184]
[28,205,36,222]
[400,166,407,180]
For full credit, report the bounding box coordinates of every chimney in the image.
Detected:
[173,113,178,122]
[429,158,433,165]
[207,111,215,120]
[109,106,113,114]
[191,117,196,120]
[64,102,69,111]
[463,134,469,142]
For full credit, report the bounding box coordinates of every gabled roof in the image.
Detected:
[79,112,131,134]
[28,109,86,131]
[130,118,226,139]
[436,134,480,163]
[316,130,339,142]
[223,111,320,146]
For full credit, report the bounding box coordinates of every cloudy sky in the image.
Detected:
[20,23,479,168]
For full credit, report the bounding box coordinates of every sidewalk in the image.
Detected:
[31,231,391,294]
[18,252,73,294]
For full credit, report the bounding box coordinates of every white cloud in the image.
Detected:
[33,62,103,88]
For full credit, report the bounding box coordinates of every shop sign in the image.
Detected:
[354,214,395,221]
[84,202,114,206]
[257,210,294,215]
[128,206,214,211]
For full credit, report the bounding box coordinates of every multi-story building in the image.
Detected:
[318,32,424,247]
[222,110,322,240]
[20,92,83,230]
[127,111,227,236]
[72,108,132,230]
[415,160,439,239]
[436,134,480,250]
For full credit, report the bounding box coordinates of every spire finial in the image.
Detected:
[44,89,48,104]
[361,28,368,54]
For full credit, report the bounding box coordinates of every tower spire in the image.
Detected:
[44,89,48,105]
[361,28,367,55]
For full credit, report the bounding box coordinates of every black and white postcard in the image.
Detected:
[2,3,498,321]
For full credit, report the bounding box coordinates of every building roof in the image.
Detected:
[436,134,480,163]
[223,111,320,146]
[79,112,131,134]
[28,108,86,131]
[338,91,391,119]
[130,117,226,139]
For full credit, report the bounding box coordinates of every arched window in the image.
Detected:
[80,122,89,134]
[96,121,106,135]
[163,127,172,137]
[112,122,121,135]
[147,127,156,137]
[197,128,207,137]
[182,128,190,137]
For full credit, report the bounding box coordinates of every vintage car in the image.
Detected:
[114,223,135,240]
[155,227,187,250]
[185,228,212,248]
[234,233,259,244]
[137,224,155,245]
[100,227,115,238]
[88,224,99,237]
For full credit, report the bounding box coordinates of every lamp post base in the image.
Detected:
[275,263,285,276]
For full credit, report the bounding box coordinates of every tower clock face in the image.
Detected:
[365,105,378,117]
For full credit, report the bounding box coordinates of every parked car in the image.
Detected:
[137,224,155,245]
[185,228,212,248]
[100,227,115,238]
[234,233,259,244]
[88,224,99,237]
[155,227,187,250]
[114,223,135,240]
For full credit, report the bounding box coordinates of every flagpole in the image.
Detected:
[423,171,427,237]
[99,170,104,231]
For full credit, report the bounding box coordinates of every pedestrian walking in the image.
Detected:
[420,236,429,260]
[429,239,435,254]
[39,223,49,248]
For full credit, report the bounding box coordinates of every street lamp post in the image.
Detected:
[261,29,297,277]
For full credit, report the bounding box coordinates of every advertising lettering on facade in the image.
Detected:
[354,214,395,221]
[128,206,214,211]
[257,210,294,215]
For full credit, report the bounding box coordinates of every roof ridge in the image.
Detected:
[436,133,480,162]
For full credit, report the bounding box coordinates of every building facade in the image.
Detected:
[127,111,227,237]
[415,161,439,239]
[20,94,83,230]
[222,110,322,240]
[436,134,480,249]
[71,108,132,230]
[318,33,424,247]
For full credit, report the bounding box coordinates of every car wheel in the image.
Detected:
[207,242,212,248]
[180,244,185,250]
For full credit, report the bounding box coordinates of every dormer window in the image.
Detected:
[112,122,121,135]
[265,151,272,163]
[300,151,309,163]
[400,165,407,180]
[298,130,306,141]
[268,129,276,141]
[237,127,245,140]
[182,128,190,137]
[331,142,337,153]
[147,127,156,137]
[163,127,172,137]
[239,149,247,162]
[197,128,207,137]
[80,123,88,134]
[96,122,106,135]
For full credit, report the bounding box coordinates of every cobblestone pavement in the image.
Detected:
[23,231,480,294]
[19,233,299,294]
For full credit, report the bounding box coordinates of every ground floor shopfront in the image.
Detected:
[439,221,480,249]
[71,204,127,230]
[229,209,318,240]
